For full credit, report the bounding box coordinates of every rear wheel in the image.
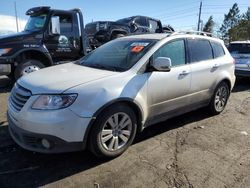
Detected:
[89,104,137,158]
[14,59,45,80]
[209,81,230,115]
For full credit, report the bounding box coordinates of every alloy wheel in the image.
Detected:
[101,112,132,151]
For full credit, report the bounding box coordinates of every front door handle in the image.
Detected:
[179,70,189,76]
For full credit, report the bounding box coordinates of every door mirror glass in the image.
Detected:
[152,57,172,71]
[51,16,60,35]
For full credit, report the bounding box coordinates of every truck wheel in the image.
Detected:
[14,59,45,80]
[208,81,230,115]
[89,104,137,158]
[111,34,125,40]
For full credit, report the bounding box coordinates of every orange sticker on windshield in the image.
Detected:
[131,46,144,53]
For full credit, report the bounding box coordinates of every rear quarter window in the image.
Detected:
[211,41,225,58]
[188,39,213,63]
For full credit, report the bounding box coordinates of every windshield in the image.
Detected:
[228,43,250,54]
[116,17,133,24]
[24,14,47,31]
[79,39,156,72]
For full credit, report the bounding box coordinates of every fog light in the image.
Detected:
[41,138,51,149]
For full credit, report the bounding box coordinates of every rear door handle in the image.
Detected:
[179,70,189,76]
[212,64,220,69]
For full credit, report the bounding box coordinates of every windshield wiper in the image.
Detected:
[85,63,118,72]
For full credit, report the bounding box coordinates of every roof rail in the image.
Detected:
[171,30,215,37]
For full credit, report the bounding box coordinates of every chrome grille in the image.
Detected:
[9,84,31,112]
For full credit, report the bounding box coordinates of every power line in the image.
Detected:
[143,0,200,15]
[155,7,198,19]
[161,13,197,21]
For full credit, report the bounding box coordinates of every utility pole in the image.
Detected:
[14,1,19,32]
[197,1,202,31]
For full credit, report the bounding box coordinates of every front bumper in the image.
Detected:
[7,94,93,153]
[8,112,85,153]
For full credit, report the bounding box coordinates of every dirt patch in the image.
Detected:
[0,78,250,188]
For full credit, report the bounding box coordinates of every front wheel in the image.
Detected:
[209,82,230,115]
[14,59,45,80]
[89,104,137,158]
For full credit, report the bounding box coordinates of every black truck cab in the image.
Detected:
[0,6,88,80]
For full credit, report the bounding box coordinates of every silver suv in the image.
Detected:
[8,33,235,158]
[228,41,250,77]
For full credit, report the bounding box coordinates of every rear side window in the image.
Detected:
[153,39,186,67]
[188,39,213,63]
[211,41,225,58]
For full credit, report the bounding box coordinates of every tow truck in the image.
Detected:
[0,6,89,80]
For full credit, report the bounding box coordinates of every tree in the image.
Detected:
[229,20,250,41]
[243,7,250,20]
[203,16,215,33]
[220,3,241,42]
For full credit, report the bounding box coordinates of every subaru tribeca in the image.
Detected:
[8,33,235,158]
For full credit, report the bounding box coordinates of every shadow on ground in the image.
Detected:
[0,108,211,188]
[0,76,12,93]
[232,77,250,93]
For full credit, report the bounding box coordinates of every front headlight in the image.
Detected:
[32,94,77,110]
[0,48,12,56]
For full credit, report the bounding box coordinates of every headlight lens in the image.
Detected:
[0,48,12,56]
[32,94,77,110]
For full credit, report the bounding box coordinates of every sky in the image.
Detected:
[0,0,249,34]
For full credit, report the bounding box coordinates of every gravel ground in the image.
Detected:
[0,76,250,188]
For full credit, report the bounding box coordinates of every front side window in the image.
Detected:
[211,41,225,58]
[52,14,73,34]
[153,40,186,67]
[188,39,213,63]
[25,14,47,31]
[116,17,133,24]
[149,20,159,33]
[79,39,156,72]
[134,17,148,26]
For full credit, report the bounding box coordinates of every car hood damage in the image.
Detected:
[18,63,118,94]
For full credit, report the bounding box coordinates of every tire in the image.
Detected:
[209,81,230,115]
[89,104,137,158]
[14,59,45,80]
[111,33,125,40]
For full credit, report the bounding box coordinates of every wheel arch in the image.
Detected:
[214,78,232,92]
[83,98,144,147]
[14,48,53,67]
[111,29,128,38]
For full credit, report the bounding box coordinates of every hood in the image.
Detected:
[0,30,42,47]
[18,63,118,94]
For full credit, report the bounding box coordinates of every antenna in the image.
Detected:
[14,1,19,32]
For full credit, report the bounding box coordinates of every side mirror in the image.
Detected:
[51,16,60,35]
[152,57,172,72]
